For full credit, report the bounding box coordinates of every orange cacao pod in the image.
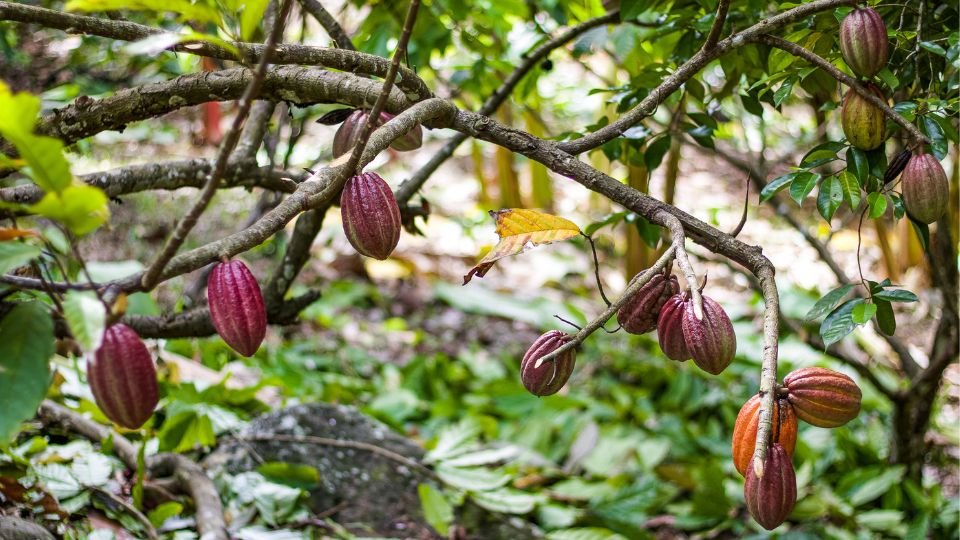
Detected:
[901,152,949,224]
[744,443,796,530]
[617,273,679,335]
[88,324,159,429]
[208,260,267,357]
[783,367,862,427]
[656,294,690,361]
[520,330,576,396]
[732,394,798,477]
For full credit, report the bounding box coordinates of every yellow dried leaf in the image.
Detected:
[464,209,581,284]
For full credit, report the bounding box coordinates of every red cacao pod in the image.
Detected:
[783,367,862,427]
[657,294,690,361]
[332,110,423,158]
[744,443,797,530]
[617,273,679,335]
[682,295,737,375]
[340,172,402,260]
[901,152,949,224]
[841,84,887,151]
[732,394,798,477]
[88,324,159,429]
[208,260,267,357]
[839,7,889,78]
[520,330,576,396]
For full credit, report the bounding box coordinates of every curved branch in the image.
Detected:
[299,0,355,50]
[754,34,929,147]
[0,1,430,100]
[557,0,857,155]
[395,10,620,203]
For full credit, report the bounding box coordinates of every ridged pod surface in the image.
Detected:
[783,367,862,427]
[340,172,402,260]
[88,324,159,429]
[841,84,887,151]
[520,330,576,396]
[657,294,690,361]
[839,7,890,78]
[332,110,423,157]
[732,394,798,477]
[901,152,949,224]
[744,443,797,530]
[617,274,679,335]
[682,295,737,375]
[208,260,267,357]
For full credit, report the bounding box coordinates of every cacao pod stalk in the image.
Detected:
[520,330,576,396]
[340,172,402,260]
[208,260,267,357]
[617,273,680,335]
[732,394,798,477]
[744,443,797,530]
[901,152,949,224]
[839,6,890,78]
[841,84,887,151]
[88,324,159,429]
[681,295,737,375]
[783,367,862,427]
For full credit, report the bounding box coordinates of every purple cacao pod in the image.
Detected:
[208,260,267,357]
[332,110,423,158]
[88,324,159,429]
[744,443,797,530]
[657,294,690,361]
[520,330,576,396]
[682,295,736,375]
[617,273,679,335]
[839,7,889,78]
[901,152,949,224]
[841,84,887,151]
[340,172,402,260]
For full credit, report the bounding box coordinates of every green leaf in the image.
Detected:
[620,0,644,20]
[418,484,453,536]
[62,291,107,353]
[789,171,820,204]
[817,175,843,222]
[547,528,628,540]
[424,421,479,464]
[147,502,183,528]
[806,283,854,321]
[910,218,929,251]
[837,170,861,209]
[921,115,948,160]
[0,302,54,443]
[845,466,906,506]
[773,76,798,107]
[820,299,861,347]
[470,488,540,514]
[761,171,797,202]
[846,147,869,184]
[875,299,896,335]
[583,212,628,237]
[0,241,42,275]
[873,289,919,303]
[800,141,845,168]
[852,302,877,324]
[918,41,947,56]
[64,0,221,25]
[867,192,887,218]
[157,409,216,452]
[644,135,672,172]
[626,213,662,249]
[256,462,322,489]
[239,0,270,41]
[436,464,510,491]
[29,184,110,236]
[0,85,42,135]
[2,133,72,194]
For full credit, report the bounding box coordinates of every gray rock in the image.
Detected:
[0,516,55,540]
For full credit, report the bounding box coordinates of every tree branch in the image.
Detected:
[701,0,730,51]
[661,213,704,319]
[299,0,355,50]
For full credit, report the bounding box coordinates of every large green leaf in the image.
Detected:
[820,299,861,347]
[0,302,54,443]
[29,184,110,236]
[0,242,42,275]
[806,283,854,321]
[418,483,453,536]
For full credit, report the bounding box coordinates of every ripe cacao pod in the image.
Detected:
[657,294,690,361]
[332,110,423,157]
[783,367,862,427]
[841,84,887,151]
[744,443,797,530]
[88,324,159,429]
[901,152,949,224]
[682,295,737,375]
[208,260,267,357]
[839,7,890,78]
[340,172,402,260]
[617,273,679,335]
[732,394,798,477]
[520,330,576,396]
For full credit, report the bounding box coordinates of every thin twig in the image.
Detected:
[140,0,294,290]
[299,0,355,50]
[583,234,612,307]
[659,212,704,320]
[729,175,750,237]
[701,0,730,50]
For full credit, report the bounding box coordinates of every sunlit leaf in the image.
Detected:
[62,291,107,353]
[29,184,110,236]
[418,484,453,536]
[0,242,42,275]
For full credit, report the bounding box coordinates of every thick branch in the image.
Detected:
[557,0,856,155]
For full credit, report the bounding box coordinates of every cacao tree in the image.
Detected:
[0,0,956,537]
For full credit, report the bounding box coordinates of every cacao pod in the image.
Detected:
[732,394,798,477]
[208,260,267,357]
[841,84,887,151]
[883,149,912,184]
[332,110,423,157]
[744,443,797,530]
[783,367,862,427]
[901,152,949,224]
[839,7,890,78]
[657,294,690,361]
[520,330,576,396]
[682,295,737,375]
[88,324,159,429]
[617,273,679,335]
[340,172,402,260]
